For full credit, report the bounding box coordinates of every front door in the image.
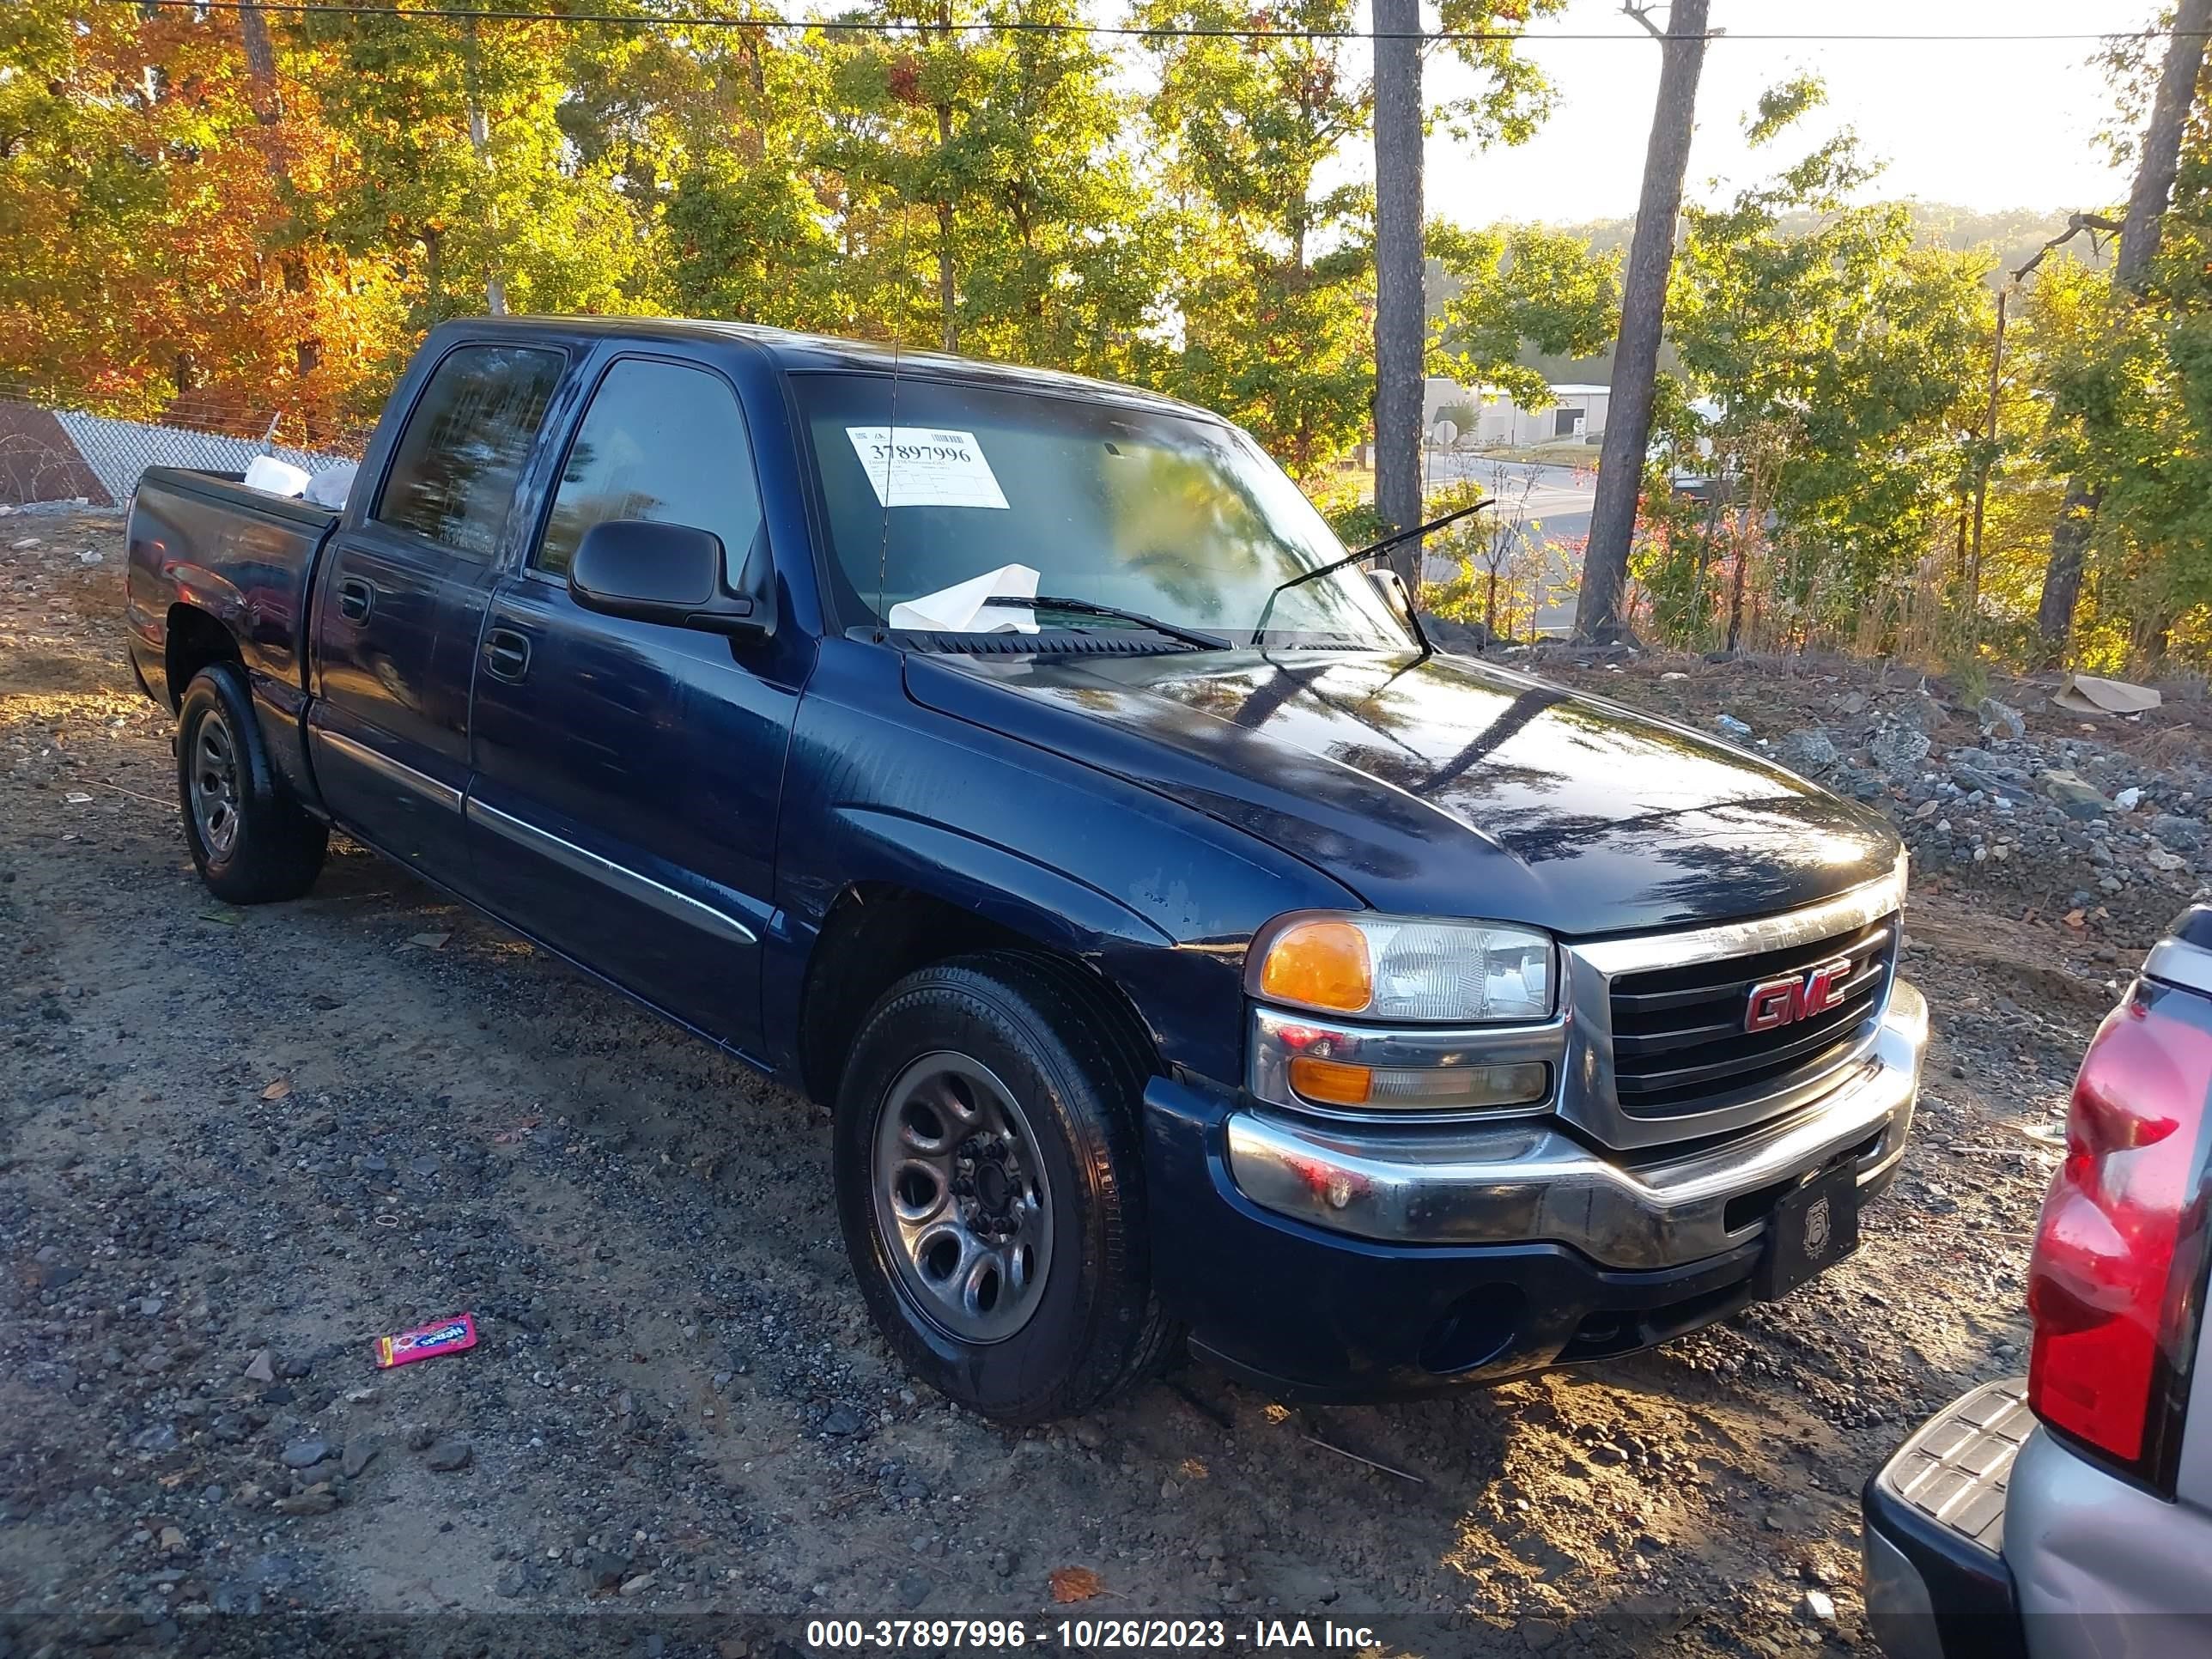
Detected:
[308,342,567,880]
[465,355,797,1052]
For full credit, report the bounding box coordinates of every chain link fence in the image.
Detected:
[0,380,363,509]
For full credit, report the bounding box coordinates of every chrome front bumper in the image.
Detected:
[1224,977,1926,1271]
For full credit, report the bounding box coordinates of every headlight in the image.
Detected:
[1249,914,1555,1024]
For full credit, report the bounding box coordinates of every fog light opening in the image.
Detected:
[1419,1285,1528,1375]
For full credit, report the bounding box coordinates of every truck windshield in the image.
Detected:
[795,373,1413,650]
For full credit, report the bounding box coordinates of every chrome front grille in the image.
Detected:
[1607,915,1899,1114]
[1557,863,1911,1152]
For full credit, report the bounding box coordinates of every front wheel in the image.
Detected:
[833,955,1175,1422]
[176,664,327,903]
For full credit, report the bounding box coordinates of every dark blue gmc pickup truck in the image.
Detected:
[125,316,1927,1420]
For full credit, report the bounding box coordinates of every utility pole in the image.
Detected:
[1371,0,1426,587]
[2034,0,2210,656]
[1571,0,1709,645]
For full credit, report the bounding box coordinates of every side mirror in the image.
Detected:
[568,519,772,639]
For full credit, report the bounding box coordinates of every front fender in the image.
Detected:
[829,807,1176,957]
[770,640,1361,1085]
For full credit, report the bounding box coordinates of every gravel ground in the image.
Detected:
[0,511,2152,1657]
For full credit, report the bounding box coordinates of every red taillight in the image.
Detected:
[2027,980,2212,1486]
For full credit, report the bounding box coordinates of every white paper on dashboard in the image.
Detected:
[886,563,1040,633]
[846,427,1010,510]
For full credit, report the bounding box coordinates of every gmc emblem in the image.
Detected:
[1744,956,1853,1033]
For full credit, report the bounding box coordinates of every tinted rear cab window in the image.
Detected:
[374,344,566,558]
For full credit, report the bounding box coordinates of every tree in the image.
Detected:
[1370,0,1425,568]
[1427,222,1620,404]
[0,1,391,431]
[799,0,1164,367]
[1372,0,1560,584]
[1660,86,1988,655]
[2034,0,2212,655]
[1139,0,1376,477]
[1572,0,1709,644]
[299,3,646,332]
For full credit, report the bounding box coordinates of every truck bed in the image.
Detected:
[125,465,343,801]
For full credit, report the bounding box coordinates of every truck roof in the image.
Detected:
[465,313,1215,422]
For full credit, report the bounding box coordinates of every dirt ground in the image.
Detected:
[0,511,2134,1657]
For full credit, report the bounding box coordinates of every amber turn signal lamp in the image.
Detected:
[1258,919,1373,1014]
[1286,1055,1374,1105]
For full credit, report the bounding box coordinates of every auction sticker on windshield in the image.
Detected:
[847,427,1010,510]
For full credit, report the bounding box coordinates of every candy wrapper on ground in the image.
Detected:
[375,1314,477,1369]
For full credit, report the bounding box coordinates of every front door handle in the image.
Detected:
[336,576,374,623]
[484,628,532,684]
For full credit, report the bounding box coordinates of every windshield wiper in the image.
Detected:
[1249,498,1492,652]
[981,594,1231,652]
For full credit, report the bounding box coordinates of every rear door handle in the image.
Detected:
[484,628,532,684]
[336,576,374,623]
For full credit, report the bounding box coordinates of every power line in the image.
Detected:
[75,0,2212,45]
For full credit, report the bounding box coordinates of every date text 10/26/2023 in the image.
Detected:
[801,1619,1384,1650]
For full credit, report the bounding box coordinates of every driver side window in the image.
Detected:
[536,359,766,586]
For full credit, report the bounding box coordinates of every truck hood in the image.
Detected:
[903,647,1901,937]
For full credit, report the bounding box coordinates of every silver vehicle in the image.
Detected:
[1862,907,2212,1657]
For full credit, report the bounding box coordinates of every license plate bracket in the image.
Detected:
[1755,1163,1862,1300]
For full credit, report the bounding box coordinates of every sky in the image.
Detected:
[1414,0,2148,225]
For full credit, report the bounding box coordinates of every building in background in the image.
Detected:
[1421,378,1610,449]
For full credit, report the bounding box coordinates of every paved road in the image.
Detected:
[1419,454,1596,636]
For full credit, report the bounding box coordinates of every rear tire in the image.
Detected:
[833,954,1176,1422]
[177,664,326,903]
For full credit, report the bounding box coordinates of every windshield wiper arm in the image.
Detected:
[1249,498,1492,651]
[981,594,1231,652]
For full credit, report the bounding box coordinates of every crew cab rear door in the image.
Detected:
[463,350,797,1054]
[307,339,568,880]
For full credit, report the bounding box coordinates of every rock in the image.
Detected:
[1419,612,1492,654]
[279,1437,331,1471]
[1802,1588,1837,1625]
[404,1424,436,1451]
[1869,724,1932,777]
[131,1424,179,1454]
[1071,1420,1106,1452]
[1588,1443,1629,1466]
[1773,728,1838,775]
[1951,763,2034,804]
[2153,813,2204,852]
[897,1571,933,1608]
[495,1565,529,1598]
[242,1349,275,1385]
[2039,769,2112,820]
[1713,714,1753,738]
[409,1154,441,1177]
[159,1526,186,1552]
[340,1439,380,1480]
[618,1571,657,1598]
[821,1405,863,1437]
[272,1490,337,1516]
[210,1413,251,1444]
[582,1549,629,1589]
[424,1438,472,1472]
[1978,696,2027,740]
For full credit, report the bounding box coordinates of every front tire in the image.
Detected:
[176,664,327,903]
[833,955,1175,1422]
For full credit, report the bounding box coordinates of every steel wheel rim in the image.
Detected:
[871,1051,1054,1345]
[190,710,242,859]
